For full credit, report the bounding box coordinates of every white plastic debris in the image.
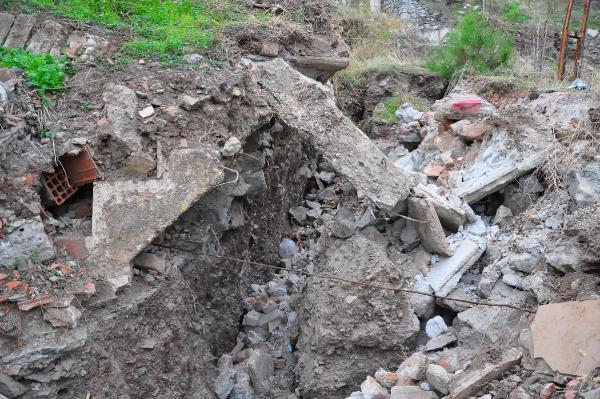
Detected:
[568,78,591,91]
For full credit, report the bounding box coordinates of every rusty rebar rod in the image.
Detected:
[557,0,575,80]
[574,0,592,78]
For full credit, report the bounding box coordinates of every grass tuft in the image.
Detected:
[18,0,247,57]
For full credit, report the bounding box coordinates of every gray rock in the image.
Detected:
[408,198,452,257]
[425,316,448,338]
[318,171,336,184]
[42,305,82,328]
[390,386,436,399]
[569,170,599,206]
[230,370,256,399]
[331,207,356,238]
[408,277,435,319]
[493,205,513,227]
[278,239,297,263]
[425,331,457,351]
[102,84,141,160]
[214,355,236,399]
[132,252,166,274]
[0,219,55,267]
[346,392,365,399]
[356,208,376,229]
[425,364,450,394]
[184,53,204,64]
[289,206,309,224]
[222,137,242,157]
[360,376,388,399]
[395,103,419,123]
[587,28,599,38]
[467,218,487,236]
[0,373,26,398]
[247,349,274,393]
[396,351,428,382]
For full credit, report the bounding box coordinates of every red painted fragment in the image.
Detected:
[451,98,483,113]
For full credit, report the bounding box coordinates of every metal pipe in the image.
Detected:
[574,0,592,78]
[557,0,575,80]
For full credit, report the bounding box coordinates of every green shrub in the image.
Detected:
[500,2,532,24]
[426,11,515,79]
[19,0,246,57]
[0,47,69,95]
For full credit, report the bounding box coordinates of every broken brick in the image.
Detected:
[18,294,56,311]
[55,236,90,260]
[424,163,446,177]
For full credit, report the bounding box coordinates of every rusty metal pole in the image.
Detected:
[573,0,592,78]
[557,0,575,80]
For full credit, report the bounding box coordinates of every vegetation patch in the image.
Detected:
[372,94,428,123]
[500,2,532,24]
[19,0,248,57]
[0,47,69,95]
[426,11,515,79]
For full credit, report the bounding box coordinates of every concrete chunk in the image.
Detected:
[450,348,522,399]
[0,219,55,267]
[26,19,65,54]
[88,148,224,290]
[0,13,15,45]
[413,184,466,231]
[408,198,452,256]
[257,59,412,210]
[4,14,36,49]
[425,239,484,295]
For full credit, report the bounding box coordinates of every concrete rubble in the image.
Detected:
[0,9,599,399]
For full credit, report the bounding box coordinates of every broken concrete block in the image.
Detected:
[214,355,236,399]
[450,119,488,141]
[453,128,553,204]
[0,219,55,267]
[0,13,15,45]
[26,19,65,54]
[413,184,467,231]
[361,376,389,399]
[425,239,484,295]
[257,59,411,210]
[531,300,600,376]
[125,151,156,175]
[138,105,155,119]
[331,207,356,238]
[287,56,350,83]
[247,349,274,393]
[43,305,82,328]
[88,148,224,290]
[493,205,513,227]
[221,137,242,157]
[408,277,435,319]
[450,348,522,399]
[408,198,452,256]
[426,364,450,394]
[396,352,428,383]
[425,331,457,352]
[569,169,600,206]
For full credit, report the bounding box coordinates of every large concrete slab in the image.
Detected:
[256,59,412,210]
[87,148,224,290]
[4,14,36,49]
[0,13,15,45]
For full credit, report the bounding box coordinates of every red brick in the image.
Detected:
[55,237,90,260]
[18,294,56,311]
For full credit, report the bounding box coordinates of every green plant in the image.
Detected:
[29,250,40,263]
[41,130,56,138]
[500,2,532,24]
[80,100,93,110]
[372,94,428,123]
[0,47,69,95]
[426,11,515,79]
[20,0,247,57]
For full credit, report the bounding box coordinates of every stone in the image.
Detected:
[138,105,155,118]
[0,373,26,398]
[0,219,55,267]
[318,171,336,184]
[102,84,142,160]
[26,19,65,54]
[413,184,467,232]
[289,206,309,224]
[408,277,435,319]
[396,352,428,383]
[467,218,487,236]
[132,252,166,274]
[408,198,452,257]
[243,310,262,327]
[247,349,274,393]
[260,41,280,57]
[450,120,487,141]
[450,348,522,399]
[569,171,599,206]
[390,386,436,399]
[163,105,178,121]
[426,364,450,394]
[179,94,203,110]
[425,316,448,338]
[346,392,365,399]
[184,53,203,64]
[374,368,397,389]
[425,239,485,296]
[493,205,513,227]
[425,331,457,351]
[88,148,223,290]
[360,376,389,399]
[395,103,419,124]
[222,137,242,157]
[42,305,82,328]
[331,207,356,238]
[257,59,411,209]
[230,370,256,399]
[356,208,376,229]
[433,94,496,122]
[214,355,236,399]
[125,151,156,175]
[540,383,555,399]
[278,239,297,263]
[587,28,599,38]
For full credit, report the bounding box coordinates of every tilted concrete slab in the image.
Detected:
[87,148,224,290]
[4,14,36,49]
[425,239,484,295]
[0,13,15,44]
[256,58,412,210]
[26,19,65,54]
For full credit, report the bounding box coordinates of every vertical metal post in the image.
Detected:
[573,0,592,78]
[557,0,574,80]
